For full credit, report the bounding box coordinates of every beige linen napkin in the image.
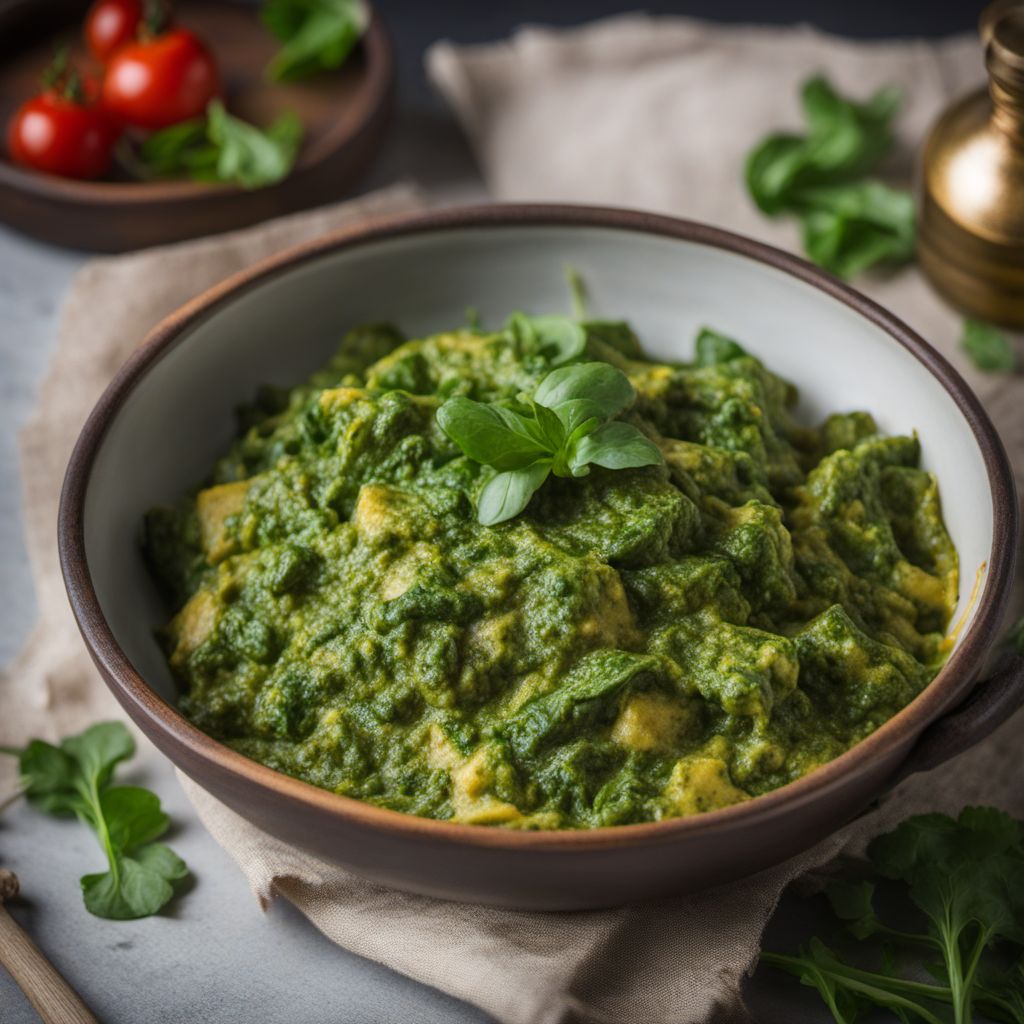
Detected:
[3,18,1024,1024]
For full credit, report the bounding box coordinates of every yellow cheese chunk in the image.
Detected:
[196,480,248,564]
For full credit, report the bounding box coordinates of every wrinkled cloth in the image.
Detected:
[4,15,1024,1024]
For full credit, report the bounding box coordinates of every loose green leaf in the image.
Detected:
[82,844,189,921]
[695,328,748,366]
[477,461,551,526]
[263,0,368,81]
[961,319,1018,373]
[570,421,663,475]
[798,181,916,279]
[138,100,303,190]
[1,721,188,920]
[208,101,303,189]
[763,806,1024,1024]
[583,320,644,360]
[747,75,900,214]
[744,74,913,278]
[506,313,587,366]
[436,397,549,471]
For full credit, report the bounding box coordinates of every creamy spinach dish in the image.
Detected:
[144,313,958,829]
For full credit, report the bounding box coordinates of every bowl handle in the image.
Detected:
[895,653,1024,780]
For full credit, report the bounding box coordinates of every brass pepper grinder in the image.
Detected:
[919,0,1024,326]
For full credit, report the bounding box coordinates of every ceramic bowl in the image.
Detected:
[59,205,1021,909]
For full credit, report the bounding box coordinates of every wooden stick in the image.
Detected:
[0,869,98,1024]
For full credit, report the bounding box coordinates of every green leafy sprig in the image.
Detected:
[262,0,368,82]
[761,807,1024,1024]
[745,75,915,278]
[1,722,188,920]
[437,362,664,526]
[138,100,303,189]
[961,319,1018,374]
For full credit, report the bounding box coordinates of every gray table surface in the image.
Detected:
[0,94,839,1024]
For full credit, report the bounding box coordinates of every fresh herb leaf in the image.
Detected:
[533,361,635,432]
[961,319,1018,373]
[207,101,302,188]
[435,397,550,471]
[798,181,916,278]
[437,360,664,525]
[569,421,663,474]
[583,320,644,360]
[747,75,900,214]
[695,328,748,366]
[744,75,913,278]
[477,461,552,526]
[139,100,302,189]
[262,0,369,81]
[506,313,587,367]
[762,806,1024,1024]
[2,722,188,920]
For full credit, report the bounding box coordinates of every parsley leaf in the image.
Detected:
[262,0,369,82]
[2,722,189,920]
[745,75,914,278]
[961,319,1018,373]
[139,100,303,190]
[761,806,1024,1024]
[437,361,664,525]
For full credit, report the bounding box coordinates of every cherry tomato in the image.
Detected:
[102,29,219,130]
[6,85,119,179]
[85,0,143,63]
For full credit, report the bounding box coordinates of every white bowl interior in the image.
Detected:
[82,225,993,704]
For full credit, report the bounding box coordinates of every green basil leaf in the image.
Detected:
[747,77,899,213]
[138,118,211,176]
[695,328,748,366]
[437,397,551,471]
[62,721,135,791]
[569,422,664,474]
[10,740,84,817]
[583,320,644,360]
[530,401,567,452]
[745,134,812,215]
[533,362,635,432]
[263,0,368,81]
[796,181,915,278]
[745,74,905,275]
[101,787,169,853]
[81,843,188,920]
[961,319,1017,373]
[506,313,587,366]
[207,101,303,189]
[477,462,551,526]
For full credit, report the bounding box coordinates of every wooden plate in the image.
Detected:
[0,0,394,251]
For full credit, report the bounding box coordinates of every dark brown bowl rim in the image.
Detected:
[58,203,1019,851]
[0,8,392,204]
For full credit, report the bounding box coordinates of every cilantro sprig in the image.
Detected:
[437,361,664,526]
[745,75,915,279]
[761,806,1024,1024]
[1,722,188,920]
[262,0,369,82]
[138,99,303,190]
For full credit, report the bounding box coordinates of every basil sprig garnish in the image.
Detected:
[437,362,664,526]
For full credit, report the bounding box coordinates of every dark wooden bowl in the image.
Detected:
[57,205,1023,909]
[0,0,394,251]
